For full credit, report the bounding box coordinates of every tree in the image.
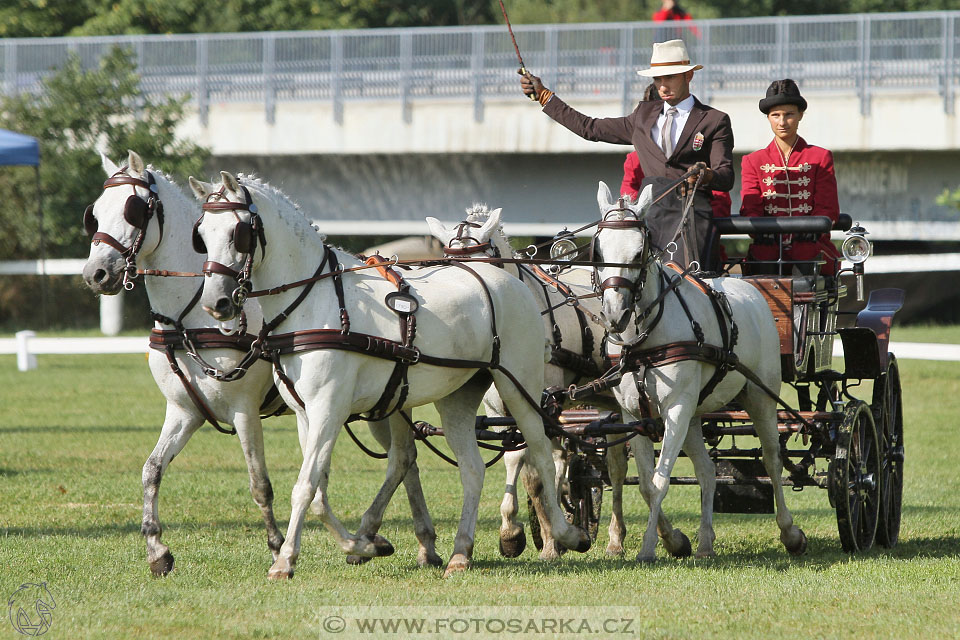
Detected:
[0,47,209,260]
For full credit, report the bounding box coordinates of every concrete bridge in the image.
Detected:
[6,12,960,238]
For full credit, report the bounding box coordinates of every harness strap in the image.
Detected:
[160,344,237,436]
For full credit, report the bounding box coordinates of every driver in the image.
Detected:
[739,79,842,275]
[521,39,734,271]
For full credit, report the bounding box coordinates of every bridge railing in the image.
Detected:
[2,11,959,123]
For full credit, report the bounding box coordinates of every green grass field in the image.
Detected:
[2,345,960,638]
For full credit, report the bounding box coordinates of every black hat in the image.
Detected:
[759,79,807,114]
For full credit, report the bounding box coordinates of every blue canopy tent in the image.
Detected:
[0,128,40,167]
[0,128,46,324]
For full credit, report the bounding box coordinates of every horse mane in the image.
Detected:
[237,173,327,241]
[145,165,198,217]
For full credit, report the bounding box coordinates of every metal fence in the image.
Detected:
[2,11,960,123]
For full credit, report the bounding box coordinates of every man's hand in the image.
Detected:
[686,161,714,187]
[520,71,552,105]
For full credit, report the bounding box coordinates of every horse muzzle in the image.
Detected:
[81,257,125,295]
[202,296,240,322]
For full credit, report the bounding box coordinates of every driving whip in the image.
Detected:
[498,0,536,100]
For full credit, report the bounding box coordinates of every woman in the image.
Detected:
[740,79,841,275]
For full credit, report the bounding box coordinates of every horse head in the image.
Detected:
[81,150,164,294]
[190,170,265,322]
[426,205,506,258]
[593,180,654,334]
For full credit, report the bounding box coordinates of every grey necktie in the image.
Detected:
[660,107,678,157]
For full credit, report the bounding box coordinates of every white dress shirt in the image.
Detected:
[650,94,695,155]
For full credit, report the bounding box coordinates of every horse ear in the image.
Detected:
[100,151,119,177]
[636,184,654,217]
[425,217,455,246]
[188,176,213,200]
[220,171,241,195]
[597,181,614,211]
[127,150,145,176]
[476,208,502,240]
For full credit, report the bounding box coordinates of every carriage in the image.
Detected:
[462,212,906,555]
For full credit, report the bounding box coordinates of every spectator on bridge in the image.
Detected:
[653,0,701,41]
[740,79,842,276]
[521,39,734,271]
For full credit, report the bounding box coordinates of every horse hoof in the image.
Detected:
[666,531,692,559]
[784,528,808,556]
[498,530,526,558]
[605,544,624,557]
[346,555,372,565]
[267,567,293,580]
[418,550,445,569]
[369,534,395,557]
[695,549,717,559]
[635,553,657,564]
[149,551,175,577]
[443,557,471,578]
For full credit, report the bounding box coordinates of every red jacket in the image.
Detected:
[740,137,841,274]
[651,8,701,37]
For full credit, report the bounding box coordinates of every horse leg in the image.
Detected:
[492,371,591,555]
[619,404,692,558]
[499,449,528,558]
[636,400,696,563]
[483,387,528,559]
[349,416,442,568]
[683,420,717,558]
[234,412,285,562]
[270,409,390,580]
[605,440,629,556]
[434,385,489,577]
[741,388,807,555]
[518,450,565,561]
[141,405,203,577]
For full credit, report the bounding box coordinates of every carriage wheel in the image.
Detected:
[828,399,881,552]
[873,355,904,548]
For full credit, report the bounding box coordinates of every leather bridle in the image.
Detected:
[83,167,164,290]
[591,203,653,307]
[193,183,266,306]
[442,220,501,258]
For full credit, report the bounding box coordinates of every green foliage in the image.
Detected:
[0,47,208,260]
[936,186,960,215]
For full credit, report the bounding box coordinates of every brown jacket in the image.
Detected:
[542,95,735,192]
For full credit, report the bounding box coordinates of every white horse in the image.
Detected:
[594,181,807,562]
[427,205,701,559]
[191,171,592,578]
[81,151,440,576]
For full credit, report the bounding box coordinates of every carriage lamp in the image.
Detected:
[550,229,578,262]
[842,222,871,302]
